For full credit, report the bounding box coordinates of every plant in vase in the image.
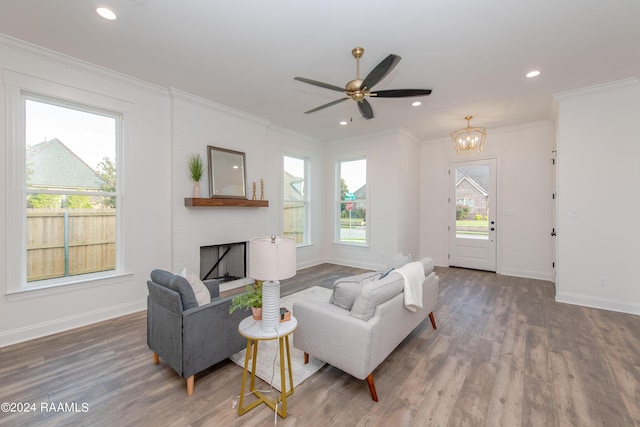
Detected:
[229,281,263,320]
[188,154,204,198]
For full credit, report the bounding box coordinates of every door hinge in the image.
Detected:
[448,225,450,231]
[552,158,556,165]
[552,262,555,268]
[552,193,556,200]
[448,254,450,259]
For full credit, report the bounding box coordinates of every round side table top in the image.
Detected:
[238,315,297,340]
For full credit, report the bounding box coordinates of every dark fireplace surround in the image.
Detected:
[199,241,247,283]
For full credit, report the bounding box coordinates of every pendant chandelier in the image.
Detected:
[450,116,486,153]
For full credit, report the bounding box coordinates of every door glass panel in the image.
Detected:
[455,165,489,240]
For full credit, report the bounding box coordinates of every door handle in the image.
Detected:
[551,228,557,237]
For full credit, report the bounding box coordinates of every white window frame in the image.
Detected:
[4,71,132,295]
[335,157,368,246]
[283,154,310,246]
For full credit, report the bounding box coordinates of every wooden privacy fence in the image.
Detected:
[27,208,116,282]
[283,202,304,243]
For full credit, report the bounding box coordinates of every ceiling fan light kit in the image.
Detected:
[450,116,487,153]
[294,47,432,120]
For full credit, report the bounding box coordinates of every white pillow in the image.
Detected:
[180,268,211,306]
[388,252,412,269]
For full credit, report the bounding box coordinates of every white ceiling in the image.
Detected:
[1,1,639,142]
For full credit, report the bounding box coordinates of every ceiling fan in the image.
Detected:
[294,47,432,120]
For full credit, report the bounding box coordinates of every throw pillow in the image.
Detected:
[329,272,382,311]
[388,252,412,269]
[180,268,211,306]
[350,274,404,321]
[330,279,360,310]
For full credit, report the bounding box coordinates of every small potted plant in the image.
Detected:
[188,153,205,198]
[229,281,262,320]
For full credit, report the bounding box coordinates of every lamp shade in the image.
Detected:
[249,236,296,281]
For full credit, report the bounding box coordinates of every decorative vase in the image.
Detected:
[251,307,262,320]
[192,182,200,198]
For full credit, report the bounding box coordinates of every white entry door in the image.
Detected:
[448,158,497,271]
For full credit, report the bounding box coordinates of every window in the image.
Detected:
[283,155,308,244]
[337,158,367,245]
[23,97,120,285]
[5,71,130,293]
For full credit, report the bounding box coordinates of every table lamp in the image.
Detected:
[249,235,296,332]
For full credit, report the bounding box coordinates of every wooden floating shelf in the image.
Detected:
[184,198,269,208]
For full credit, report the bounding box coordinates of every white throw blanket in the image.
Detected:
[393,261,425,312]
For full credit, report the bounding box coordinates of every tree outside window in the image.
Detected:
[337,158,367,245]
[24,98,119,283]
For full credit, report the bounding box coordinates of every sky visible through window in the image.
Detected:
[25,99,116,170]
[341,159,366,194]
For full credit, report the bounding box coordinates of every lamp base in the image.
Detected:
[261,280,280,332]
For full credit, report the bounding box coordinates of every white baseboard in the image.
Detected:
[499,267,554,281]
[0,299,147,348]
[556,292,640,316]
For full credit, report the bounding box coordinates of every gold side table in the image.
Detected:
[237,315,297,418]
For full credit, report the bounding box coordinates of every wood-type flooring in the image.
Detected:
[1,265,639,426]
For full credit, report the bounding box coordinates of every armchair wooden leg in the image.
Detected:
[153,352,159,364]
[429,312,437,330]
[186,375,194,396]
[366,373,379,402]
[304,352,309,365]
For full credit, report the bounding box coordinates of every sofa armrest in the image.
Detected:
[202,279,220,299]
[293,298,377,380]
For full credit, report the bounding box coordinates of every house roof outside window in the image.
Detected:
[26,138,106,191]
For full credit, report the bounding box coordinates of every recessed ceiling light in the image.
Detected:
[412,101,422,107]
[526,70,541,78]
[339,121,348,126]
[96,7,117,20]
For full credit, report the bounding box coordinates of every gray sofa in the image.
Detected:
[293,258,439,401]
[146,269,247,395]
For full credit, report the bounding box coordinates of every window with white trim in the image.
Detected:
[5,73,126,292]
[336,158,367,245]
[283,155,309,244]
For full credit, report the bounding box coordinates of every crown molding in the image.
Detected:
[0,33,167,97]
[553,77,639,100]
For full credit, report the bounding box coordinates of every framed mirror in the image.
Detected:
[207,145,247,198]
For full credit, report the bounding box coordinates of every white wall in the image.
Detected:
[0,36,172,346]
[0,36,324,347]
[169,90,325,275]
[420,122,555,280]
[324,130,421,270]
[397,130,421,260]
[272,125,326,269]
[554,78,640,314]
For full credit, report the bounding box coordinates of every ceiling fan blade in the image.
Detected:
[370,89,432,98]
[361,54,401,90]
[304,97,349,114]
[357,99,374,120]
[294,77,345,92]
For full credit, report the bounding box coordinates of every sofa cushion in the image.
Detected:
[149,269,199,311]
[350,274,404,321]
[180,268,211,306]
[329,272,381,311]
